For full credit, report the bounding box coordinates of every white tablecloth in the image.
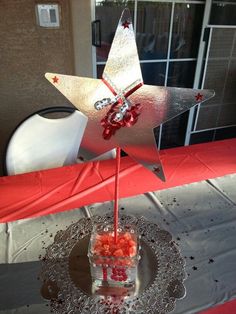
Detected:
[0,174,236,313]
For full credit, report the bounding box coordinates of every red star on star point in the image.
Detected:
[78,155,84,161]
[52,76,59,84]
[122,20,130,29]
[153,167,160,173]
[195,93,203,102]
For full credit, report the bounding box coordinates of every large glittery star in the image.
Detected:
[45,9,214,181]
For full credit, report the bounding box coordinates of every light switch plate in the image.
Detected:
[36,4,60,28]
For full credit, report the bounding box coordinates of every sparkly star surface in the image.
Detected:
[46,9,214,181]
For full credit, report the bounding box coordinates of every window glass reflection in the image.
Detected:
[190,130,214,145]
[161,111,189,149]
[141,62,166,86]
[95,1,135,62]
[136,2,171,60]
[167,61,196,87]
[210,1,236,25]
[197,29,236,130]
[171,3,204,59]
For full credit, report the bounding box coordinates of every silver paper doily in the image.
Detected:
[40,215,186,313]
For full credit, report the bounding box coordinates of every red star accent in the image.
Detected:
[122,20,130,29]
[153,167,160,173]
[195,93,203,102]
[52,76,59,83]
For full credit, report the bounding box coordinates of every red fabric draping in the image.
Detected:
[0,138,235,222]
[199,299,236,314]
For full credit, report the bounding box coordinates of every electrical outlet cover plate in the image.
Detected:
[36,4,60,28]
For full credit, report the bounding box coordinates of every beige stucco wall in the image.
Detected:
[70,0,93,77]
[0,0,92,175]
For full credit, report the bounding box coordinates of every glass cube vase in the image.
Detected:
[88,222,140,294]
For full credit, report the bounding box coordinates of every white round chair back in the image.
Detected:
[5,108,88,175]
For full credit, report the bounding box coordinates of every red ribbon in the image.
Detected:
[101,103,142,140]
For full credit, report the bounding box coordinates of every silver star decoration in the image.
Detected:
[46,9,214,181]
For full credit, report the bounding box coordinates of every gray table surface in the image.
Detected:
[0,173,236,314]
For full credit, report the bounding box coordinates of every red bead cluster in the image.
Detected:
[101,103,142,140]
[93,231,137,267]
[111,267,128,282]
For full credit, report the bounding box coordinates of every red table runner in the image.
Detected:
[0,138,235,223]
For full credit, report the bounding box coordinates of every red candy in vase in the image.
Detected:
[88,223,140,293]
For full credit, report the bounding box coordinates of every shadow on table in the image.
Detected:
[0,261,44,310]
